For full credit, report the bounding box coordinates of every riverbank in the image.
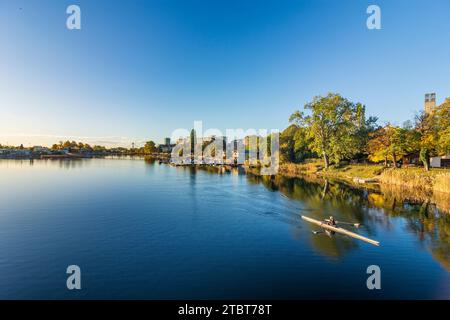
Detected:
[278,160,450,195]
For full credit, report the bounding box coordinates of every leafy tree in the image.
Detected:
[190,129,196,160]
[415,111,439,170]
[144,141,157,154]
[436,99,450,155]
[367,127,392,166]
[354,105,379,160]
[390,125,412,167]
[367,124,415,167]
[280,124,315,163]
[280,124,299,163]
[289,93,369,168]
[93,145,106,152]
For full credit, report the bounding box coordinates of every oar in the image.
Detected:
[337,221,361,228]
[325,219,360,228]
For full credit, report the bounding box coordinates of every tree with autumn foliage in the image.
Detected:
[366,124,418,168]
[436,98,450,156]
[288,93,374,169]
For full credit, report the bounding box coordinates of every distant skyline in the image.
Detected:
[1,0,450,147]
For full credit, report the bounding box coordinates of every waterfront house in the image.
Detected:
[33,146,51,155]
[402,152,420,166]
[430,155,450,168]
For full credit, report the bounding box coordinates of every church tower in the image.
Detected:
[424,93,436,114]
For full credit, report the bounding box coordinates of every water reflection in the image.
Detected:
[3,159,448,269]
[249,173,450,268]
[169,163,448,262]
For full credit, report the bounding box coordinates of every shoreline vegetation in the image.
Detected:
[1,92,449,199]
[242,163,450,214]
[166,160,450,215]
[277,161,450,210]
[278,160,450,194]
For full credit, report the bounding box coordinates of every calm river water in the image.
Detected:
[0,158,449,299]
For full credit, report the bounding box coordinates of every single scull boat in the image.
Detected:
[301,215,380,246]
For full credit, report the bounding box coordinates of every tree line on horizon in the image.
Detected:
[49,140,159,155]
[281,93,450,171]
[0,140,159,155]
[2,93,448,169]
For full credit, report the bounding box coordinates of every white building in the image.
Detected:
[430,155,450,168]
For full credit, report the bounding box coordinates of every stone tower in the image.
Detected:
[424,93,436,114]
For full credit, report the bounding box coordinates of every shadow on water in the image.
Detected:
[165,163,449,265]
[247,172,450,268]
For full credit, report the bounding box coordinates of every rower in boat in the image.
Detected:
[301,215,380,246]
[323,216,336,235]
[326,216,336,226]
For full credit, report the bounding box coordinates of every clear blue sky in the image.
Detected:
[1,0,449,147]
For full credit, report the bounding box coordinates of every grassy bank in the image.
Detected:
[379,167,450,194]
[279,160,384,181]
[279,160,450,194]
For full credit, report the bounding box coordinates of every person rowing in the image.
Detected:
[311,216,361,236]
[324,216,336,235]
[302,215,380,246]
[311,216,337,234]
[324,216,360,228]
[326,216,336,226]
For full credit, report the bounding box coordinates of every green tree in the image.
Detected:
[93,145,106,152]
[367,127,392,166]
[436,99,450,155]
[354,105,379,160]
[367,124,415,167]
[144,141,157,154]
[289,93,368,168]
[280,124,315,163]
[190,129,196,161]
[415,111,439,171]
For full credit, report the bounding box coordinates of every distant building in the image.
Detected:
[159,138,175,153]
[431,155,450,168]
[159,145,172,153]
[33,146,51,153]
[425,94,450,167]
[402,152,420,166]
[424,93,436,114]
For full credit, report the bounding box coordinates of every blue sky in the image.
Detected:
[1,0,449,147]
